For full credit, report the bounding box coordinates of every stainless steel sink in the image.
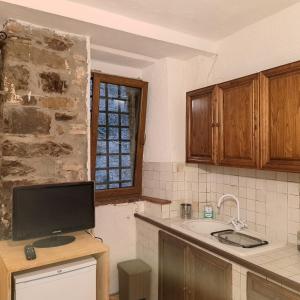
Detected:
[211,230,268,248]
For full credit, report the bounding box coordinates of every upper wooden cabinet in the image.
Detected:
[186,86,217,164]
[186,75,259,168]
[186,60,300,172]
[260,61,300,172]
[217,74,259,168]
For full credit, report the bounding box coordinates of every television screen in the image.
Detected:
[12,181,95,241]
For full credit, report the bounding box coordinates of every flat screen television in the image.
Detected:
[12,181,95,247]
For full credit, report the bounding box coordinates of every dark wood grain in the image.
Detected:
[186,85,217,164]
[247,272,300,300]
[159,231,186,300]
[141,195,172,205]
[186,243,232,300]
[159,231,232,300]
[217,74,259,168]
[260,61,300,172]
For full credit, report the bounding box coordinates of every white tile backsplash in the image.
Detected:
[143,162,300,244]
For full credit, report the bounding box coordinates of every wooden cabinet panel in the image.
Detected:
[186,245,232,300]
[217,74,259,167]
[247,272,300,300]
[260,61,300,172]
[159,231,232,300]
[186,86,217,164]
[159,231,186,300]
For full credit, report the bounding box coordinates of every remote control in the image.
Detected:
[24,245,36,260]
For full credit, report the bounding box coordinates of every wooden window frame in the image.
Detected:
[90,72,148,206]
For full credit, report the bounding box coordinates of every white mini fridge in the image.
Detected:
[14,257,97,300]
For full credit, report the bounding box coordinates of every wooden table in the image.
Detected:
[0,231,109,300]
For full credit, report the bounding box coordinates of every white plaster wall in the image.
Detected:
[142,58,187,162]
[166,58,186,163]
[91,59,144,294]
[185,2,300,89]
[184,54,218,91]
[92,59,142,79]
[212,2,300,84]
[142,58,172,162]
[94,202,144,294]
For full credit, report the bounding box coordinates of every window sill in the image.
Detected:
[140,195,172,205]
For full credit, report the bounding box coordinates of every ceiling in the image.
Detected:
[0,0,299,68]
[69,0,299,40]
[0,0,216,67]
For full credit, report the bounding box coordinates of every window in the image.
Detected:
[90,73,148,205]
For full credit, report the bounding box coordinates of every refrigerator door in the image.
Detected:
[15,257,96,300]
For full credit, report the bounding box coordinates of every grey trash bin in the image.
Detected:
[117,259,151,300]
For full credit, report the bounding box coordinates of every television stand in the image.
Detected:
[32,235,76,248]
[0,231,109,300]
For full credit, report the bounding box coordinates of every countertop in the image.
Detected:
[135,213,300,292]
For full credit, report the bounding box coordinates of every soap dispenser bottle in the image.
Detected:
[203,203,214,219]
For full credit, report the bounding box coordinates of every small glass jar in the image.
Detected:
[180,203,192,219]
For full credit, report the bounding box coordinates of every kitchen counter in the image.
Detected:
[135,213,300,293]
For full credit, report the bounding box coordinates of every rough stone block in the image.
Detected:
[2,140,73,157]
[44,35,73,51]
[2,179,41,191]
[4,20,32,41]
[1,160,35,177]
[55,112,77,121]
[21,95,37,105]
[31,47,67,69]
[39,72,68,93]
[39,97,75,110]
[4,65,30,91]
[2,39,31,63]
[3,107,51,134]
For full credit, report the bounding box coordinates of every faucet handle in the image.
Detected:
[228,218,248,231]
[228,218,239,230]
[239,220,248,229]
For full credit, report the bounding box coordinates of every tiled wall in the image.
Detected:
[142,162,300,244]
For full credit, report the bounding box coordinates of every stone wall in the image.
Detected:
[0,20,89,239]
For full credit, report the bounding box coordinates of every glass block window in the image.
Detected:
[91,79,142,191]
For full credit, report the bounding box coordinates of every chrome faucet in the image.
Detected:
[217,194,247,231]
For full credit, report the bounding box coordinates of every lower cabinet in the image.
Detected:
[159,231,232,300]
[159,231,186,300]
[247,272,300,300]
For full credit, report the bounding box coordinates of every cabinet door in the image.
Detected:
[186,86,217,164]
[247,272,300,300]
[159,231,186,300]
[217,74,259,168]
[186,245,232,300]
[260,61,300,172]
